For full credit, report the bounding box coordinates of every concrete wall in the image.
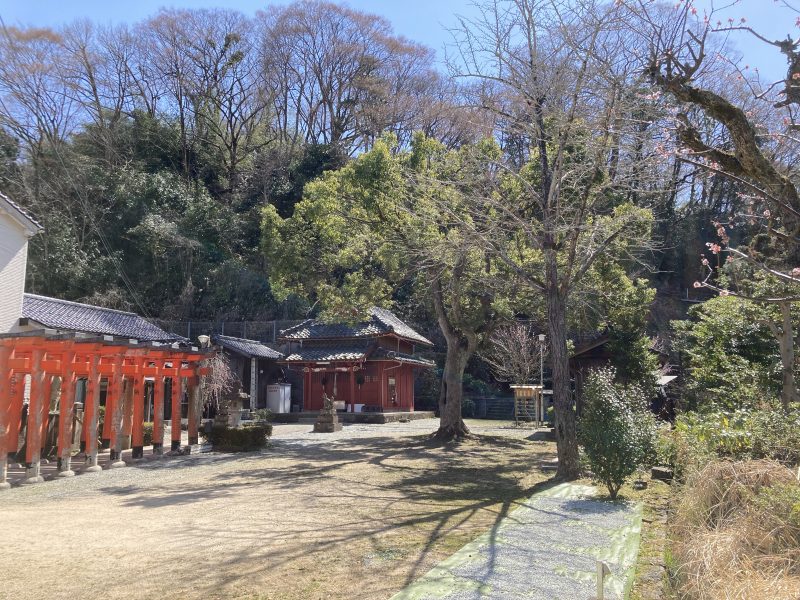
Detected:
[0,211,30,334]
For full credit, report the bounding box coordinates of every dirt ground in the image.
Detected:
[0,419,555,600]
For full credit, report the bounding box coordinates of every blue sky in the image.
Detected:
[0,0,792,81]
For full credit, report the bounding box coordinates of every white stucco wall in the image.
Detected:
[0,212,30,334]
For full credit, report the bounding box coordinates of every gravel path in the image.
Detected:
[0,418,557,600]
[391,482,642,600]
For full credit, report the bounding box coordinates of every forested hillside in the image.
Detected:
[0,0,751,326]
[0,2,478,321]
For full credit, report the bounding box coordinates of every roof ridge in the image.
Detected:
[216,334,274,345]
[24,293,142,317]
[0,191,43,230]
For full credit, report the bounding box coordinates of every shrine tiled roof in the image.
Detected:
[214,335,283,359]
[368,347,435,367]
[279,307,433,346]
[22,294,178,342]
[282,342,371,363]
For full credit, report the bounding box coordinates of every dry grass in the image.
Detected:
[671,459,800,600]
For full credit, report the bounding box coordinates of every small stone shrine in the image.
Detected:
[313,393,342,433]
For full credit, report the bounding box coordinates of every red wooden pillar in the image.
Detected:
[303,369,310,411]
[187,374,199,445]
[122,378,134,442]
[7,372,23,462]
[84,354,102,471]
[380,365,386,410]
[109,355,126,467]
[24,348,45,483]
[0,346,11,489]
[57,350,76,476]
[38,373,52,459]
[349,368,355,413]
[131,366,145,459]
[152,375,165,455]
[170,375,181,451]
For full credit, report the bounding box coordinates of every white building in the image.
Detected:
[0,192,42,334]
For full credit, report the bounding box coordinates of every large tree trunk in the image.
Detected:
[776,302,799,411]
[434,341,471,439]
[545,252,581,479]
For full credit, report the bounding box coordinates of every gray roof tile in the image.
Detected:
[279,307,432,345]
[369,347,435,367]
[282,342,371,363]
[214,335,283,359]
[22,294,178,341]
[0,191,42,232]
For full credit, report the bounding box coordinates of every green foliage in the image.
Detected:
[142,422,153,447]
[461,397,476,418]
[578,368,659,499]
[672,404,800,471]
[202,424,272,452]
[673,296,782,410]
[251,408,274,422]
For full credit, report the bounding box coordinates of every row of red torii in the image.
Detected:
[0,330,211,489]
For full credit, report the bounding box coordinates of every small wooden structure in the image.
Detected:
[510,384,544,426]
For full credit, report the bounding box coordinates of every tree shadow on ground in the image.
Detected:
[92,432,558,598]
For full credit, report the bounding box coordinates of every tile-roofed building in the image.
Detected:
[0,192,42,333]
[279,306,433,346]
[0,191,42,234]
[215,335,283,360]
[278,308,434,413]
[212,335,286,415]
[20,293,178,342]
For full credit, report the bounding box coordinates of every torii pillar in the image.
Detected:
[84,354,102,472]
[108,354,126,468]
[57,348,77,477]
[23,348,45,484]
[0,346,11,490]
[152,374,165,455]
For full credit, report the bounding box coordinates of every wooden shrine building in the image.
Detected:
[278,308,434,413]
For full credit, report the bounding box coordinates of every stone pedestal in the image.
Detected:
[313,395,342,433]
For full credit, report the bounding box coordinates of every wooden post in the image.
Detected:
[349,367,355,414]
[170,375,181,451]
[131,369,145,459]
[109,355,126,468]
[152,375,165,455]
[84,355,102,472]
[57,350,76,477]
[39,374,53,460]
[187,374,200,446]
[380,366,386,410]
[24,348,45,484]
[303,369,310,411]
[0,346,11,489]
[7,372,22,464]
[121,377,134,449]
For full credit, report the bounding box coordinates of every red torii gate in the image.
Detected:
[0,331,210,488]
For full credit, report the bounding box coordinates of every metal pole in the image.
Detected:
[539,333,546,427]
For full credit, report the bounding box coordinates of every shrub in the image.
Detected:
[202,424,272,452]
[252,408,274,422]
[461,397,476,418]
[143,422,153,447]
[672,404,800,476]
[578,368,658,499]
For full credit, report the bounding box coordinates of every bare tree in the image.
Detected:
[481,322,546,384]
[446,0,660,478]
